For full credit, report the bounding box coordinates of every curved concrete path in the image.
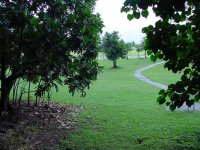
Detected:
[134,62,200,111]
[135,62,167,90]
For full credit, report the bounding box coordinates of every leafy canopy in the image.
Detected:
[122,0,200,110]
[101,31,128,67]
[0,0,103,105]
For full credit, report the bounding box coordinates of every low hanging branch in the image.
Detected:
[122,0,200,110]
[0,0,103,113]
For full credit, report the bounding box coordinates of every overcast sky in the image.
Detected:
[95,0,159,44]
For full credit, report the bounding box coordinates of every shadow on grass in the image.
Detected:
[110,66,122,69]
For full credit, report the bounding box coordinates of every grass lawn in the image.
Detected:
[48,59,200,150]
[128,50,145,57]
[14,59,200,149]
[142,61,182,85]
[98,50,144,58]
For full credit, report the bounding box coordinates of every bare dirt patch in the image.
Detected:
[0,102,81,150]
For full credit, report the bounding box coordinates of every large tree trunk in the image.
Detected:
[1,57,7,111]
[112,60,117,68]
[0,58,15,112]
[0,79,14,112]
[27,82,31,106]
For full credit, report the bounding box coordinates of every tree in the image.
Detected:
[101,31,128,68]
[136,37,147,59]
[127,41,136,51]
[135,43,143,59]
[124,41,136,59]
[122,0,200,110]
[141,37,147,58]
[0,0,103,112]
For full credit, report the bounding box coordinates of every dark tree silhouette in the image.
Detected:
[0,0,103,112]
[122,0,200,110]
[101,31,128,68]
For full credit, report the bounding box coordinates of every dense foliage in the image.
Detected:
[122,0,200,110]
[101,31,128,68]
[0,0,103,111]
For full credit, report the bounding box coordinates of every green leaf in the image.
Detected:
[31,17,39,26]
[134,11,140,19]
[127,14,134,21]
[176,50,186,58]
[166,102,170,106]
[132,6,137,11]
[157,53,163,59]
[169,104,176,111]
[83,36,89,43]
[141,10,149,18]
[121,6,130,13]
[167,90,173,98]
[194,95,200,102]
[157,96,166,104]
[84,7,91,14]
[150,55,157,62]
[173,13,181,22]
[159,89,165,95]
[176,24,181,29]
[186,100,194,107]
[142,25,153,34]
[147,50,152,55]
[121,6,125,13]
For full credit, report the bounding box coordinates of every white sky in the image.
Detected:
[94,0,159,44]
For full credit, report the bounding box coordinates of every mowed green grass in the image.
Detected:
[98,50,144,58]
[15,59,200,149]
[48,59,200,150]
[142,62,182,85]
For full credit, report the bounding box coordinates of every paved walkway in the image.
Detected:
[134,62,200,111]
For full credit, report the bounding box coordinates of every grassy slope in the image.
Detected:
[50,59,200,150]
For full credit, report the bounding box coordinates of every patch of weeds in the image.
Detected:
[135,137,146,144]
[171,132,200,150]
